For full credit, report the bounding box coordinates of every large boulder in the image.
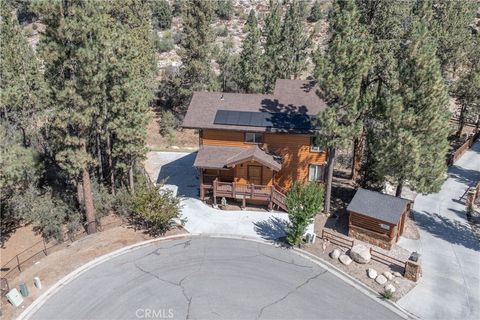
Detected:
[349,245,371,264]
[330,249,341,260]
[339,254,352,266]
[383,271,394,281]
[375,275,387,285]
[367,268,377,279]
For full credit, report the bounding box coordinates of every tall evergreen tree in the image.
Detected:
[37,0,110,234]
[239,9,263,93]
[279,0,311,79]
[163,0,218,115]
[262,0,283,93]
[375,7,450,196]
[428,0,477,78]
[106,0,156,193]
[0,1,44,145]
[314,0,371,206]
[217,38,241,92]
[454,34,480,136]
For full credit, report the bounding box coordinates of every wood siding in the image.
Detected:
[201,129,327,189]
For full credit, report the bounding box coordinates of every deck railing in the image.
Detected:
[201,179,288,211]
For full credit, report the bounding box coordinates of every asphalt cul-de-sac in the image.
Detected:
[31,237,405,320]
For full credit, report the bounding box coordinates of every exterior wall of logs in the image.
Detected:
[348,208,410,250]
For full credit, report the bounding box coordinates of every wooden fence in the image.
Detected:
[448,131,480,166]
[317,229,407,272]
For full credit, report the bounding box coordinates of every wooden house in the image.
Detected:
[182,79,329,210]
[347,188,412,250]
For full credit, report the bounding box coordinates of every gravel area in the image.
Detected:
[304,238,417,302]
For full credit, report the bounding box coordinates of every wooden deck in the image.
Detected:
[200,179,288,211]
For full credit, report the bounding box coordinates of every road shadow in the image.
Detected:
[157,152,198,198]
[414,210,480,252]
[253,216,288,241]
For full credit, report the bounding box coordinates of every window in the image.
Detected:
[310,136,323,152]
[245,132,263,144]
[308,164,325,182]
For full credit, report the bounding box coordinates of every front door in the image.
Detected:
[248,165,262,185]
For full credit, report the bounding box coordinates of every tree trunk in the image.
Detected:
[106,133,115,195]
[395,181,403,197]
[129,164,135,194]
[352,133,365,182]
[76,180,84,207]
[96,134,104,182]
[456,105,467,137]
[82,167,97,234]
[324,147,336,215]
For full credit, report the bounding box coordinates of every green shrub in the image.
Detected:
[285,182,324,246]
[215,0,233,20]
[132,186,181,235]
[381,289,394,300]
[150,0,172,29]
[308,0,322,23]
[154,32,174,53]
[216,25,229,37]
[159,110,178,146]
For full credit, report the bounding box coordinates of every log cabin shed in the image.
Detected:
[347,188,412,250]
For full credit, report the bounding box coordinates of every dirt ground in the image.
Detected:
[1,226,43,267]
[1,219,186,320]
[146,108,198,151]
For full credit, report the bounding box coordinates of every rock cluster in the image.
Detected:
[349,245,371,264]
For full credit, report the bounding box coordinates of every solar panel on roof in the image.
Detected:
[213,110,316,130]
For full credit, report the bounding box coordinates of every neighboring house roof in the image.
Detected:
[347,188,411,225]
[194,145,282,171]
[182,79,327,133]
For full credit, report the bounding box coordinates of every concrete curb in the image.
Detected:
[17,233,196,320]
[18,233,414,320]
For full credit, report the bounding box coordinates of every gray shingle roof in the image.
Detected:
[347,188,411,225]
[182,79,327,133]
[193,145,282,171]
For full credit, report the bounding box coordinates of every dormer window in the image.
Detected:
[310,136,323,152]
[245,132,263,144]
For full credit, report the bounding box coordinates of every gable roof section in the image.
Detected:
[225,145,282,171]
[182,79,327,133]
[347,188,411,225]
[193,145,282,171]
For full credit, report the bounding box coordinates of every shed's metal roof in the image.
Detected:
[347,188,411,224]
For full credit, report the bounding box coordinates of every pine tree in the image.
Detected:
[428,0,477,78]
[217,38,241,92]
[308,0,322,23]
[239,9,263,93]
[38,0,113,234]
[262,0,283,93]
[164,0,218,115]
[455,35,480,136]
[314,0,371,209]
[375,8,450,196]
[280,0,311,79]
[0,1,44,145]
[150,0,172,30]
[106,0,156,193]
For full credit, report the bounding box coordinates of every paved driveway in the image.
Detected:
[398,141,480,320]
[30,237,406,320]
[145,152,289,240]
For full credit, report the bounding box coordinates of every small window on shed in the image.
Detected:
[245,132,263,144]
[380,223,390,230]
